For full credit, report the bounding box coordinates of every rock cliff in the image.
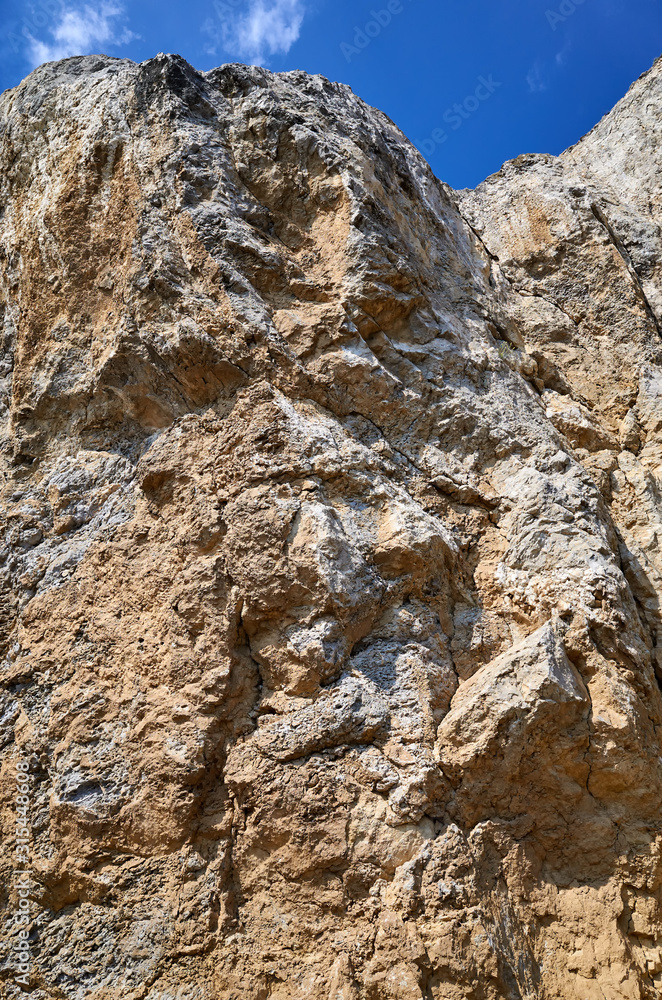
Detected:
[1,51,662,1000]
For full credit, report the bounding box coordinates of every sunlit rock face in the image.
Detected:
[1,51,662,1000]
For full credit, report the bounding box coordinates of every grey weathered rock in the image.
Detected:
[0,51,662,999]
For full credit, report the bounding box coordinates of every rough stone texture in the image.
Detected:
[1,51,662,1000]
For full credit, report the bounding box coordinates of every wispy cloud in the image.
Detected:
[203,0,306,65]
[526,59,548,94]
[555,39,572,68]
[26,3,137,68]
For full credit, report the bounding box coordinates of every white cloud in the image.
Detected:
[203,0,305,66]
[26,3,137,68]
[555,39,572,68]
[526,60,548,94]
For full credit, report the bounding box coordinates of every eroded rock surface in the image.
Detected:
[1,52,662,1000]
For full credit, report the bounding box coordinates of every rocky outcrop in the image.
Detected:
[1,51,662,1000]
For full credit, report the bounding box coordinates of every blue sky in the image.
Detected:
[1,0,661,188]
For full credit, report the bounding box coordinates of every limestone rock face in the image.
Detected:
[1,52,662,1000]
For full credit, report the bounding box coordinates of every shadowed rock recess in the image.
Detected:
[2,50,662,1000]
